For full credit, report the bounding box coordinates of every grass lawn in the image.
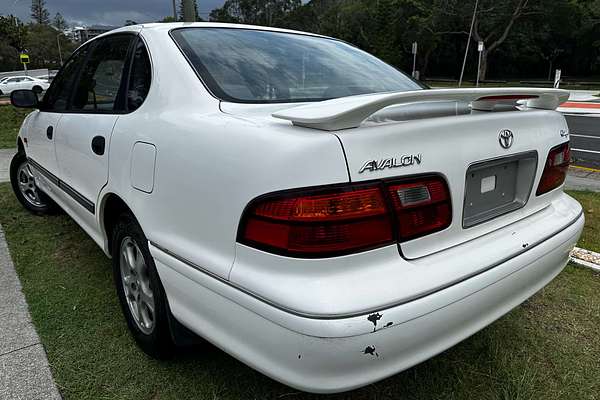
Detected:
[0,184,599,399]
[575,191,600,253]
[0,105,31,149]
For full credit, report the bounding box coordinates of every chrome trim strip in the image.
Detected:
[150,208,583,320]
[28,157,95,214]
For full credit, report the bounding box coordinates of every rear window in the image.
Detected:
[171,28,422,104]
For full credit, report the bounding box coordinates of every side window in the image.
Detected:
[42,45,91,112]
[127,40,151,111]
[71,35,133,112]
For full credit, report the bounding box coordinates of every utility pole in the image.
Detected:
[459,0,479,87]
[172,0,177,20]
[412,42,418,79]
[57,34,63,66]
[182,0,195,22]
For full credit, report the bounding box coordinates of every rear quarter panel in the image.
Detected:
[101,28,349,279]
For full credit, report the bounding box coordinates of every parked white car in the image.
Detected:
[0,75,49,95]
[10,23,583,393]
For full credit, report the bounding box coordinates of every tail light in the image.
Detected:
[536,142,570,196]
[387,177,452,241]
[238,175,451,258]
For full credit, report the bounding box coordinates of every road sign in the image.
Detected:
[19,53,29,64]
[476,42,485,87]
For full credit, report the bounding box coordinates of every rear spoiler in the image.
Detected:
[272,88,570,131]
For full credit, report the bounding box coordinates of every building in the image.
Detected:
[72,25,118,43]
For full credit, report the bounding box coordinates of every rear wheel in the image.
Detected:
[10,152,56,215]
[112,213,174,358]
[32,85,42,94]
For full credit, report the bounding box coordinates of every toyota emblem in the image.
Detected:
[498,129,514,149]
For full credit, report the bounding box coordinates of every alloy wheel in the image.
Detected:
[119,237,156,335]
[16,161,44,207]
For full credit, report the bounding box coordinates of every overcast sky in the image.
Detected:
[1,0,227,26]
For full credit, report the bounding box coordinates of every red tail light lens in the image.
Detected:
[239,185,394,257]
[387,177,452,241]
[536,142,570,196]
[239,175,452,258]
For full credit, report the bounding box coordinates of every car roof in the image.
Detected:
[96,22,331,41]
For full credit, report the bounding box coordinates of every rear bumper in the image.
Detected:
[151,208,583,393]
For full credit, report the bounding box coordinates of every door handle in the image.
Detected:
[91,136,106,155]
[46,126,53,140]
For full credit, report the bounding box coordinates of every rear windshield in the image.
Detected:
[171,27,423,104]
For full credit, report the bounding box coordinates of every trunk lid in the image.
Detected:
[269,88,570,258]
[222,88,571,259]
[335,109,569,258]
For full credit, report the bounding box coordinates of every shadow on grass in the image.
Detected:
[0,183,599,400]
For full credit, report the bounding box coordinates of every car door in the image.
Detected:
[21,77,35,90]
[25,46,92,197]
[4,77,22,93]
[54,33,136,231]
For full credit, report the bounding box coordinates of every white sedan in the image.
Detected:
[0,75,49,95]
[9,23,583,393]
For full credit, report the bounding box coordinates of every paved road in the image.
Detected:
[565,114,600,170]
[0,149,15,183]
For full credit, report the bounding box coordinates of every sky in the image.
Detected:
[1,0,227,26]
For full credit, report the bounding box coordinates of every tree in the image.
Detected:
[0,15,28,53]
[178,0,201,21]
[158,16,177,22]
[53,12,68,31]
[25,23,77,69]
[210,0,597,80]
[464,0,542,80]
[210,0,301,26]
[31,0,50,25]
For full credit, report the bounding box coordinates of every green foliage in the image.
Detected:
[178,0,202,21]
[0,13,77,71]
[0,15,27,52]
[209,0,600,80]
[24,23,78,70]
[209,0,302,26]
[0,106,31,149]
[158,16,177,23]
[52,12,68,31]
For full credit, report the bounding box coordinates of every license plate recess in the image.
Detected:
[463,151,537,228]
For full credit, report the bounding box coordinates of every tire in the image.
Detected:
[10,152,57,215]
[112,213,174,358]
[32,85,43,94]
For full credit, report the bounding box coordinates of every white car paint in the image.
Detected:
[0,75,49,95]
[16,23,583,393]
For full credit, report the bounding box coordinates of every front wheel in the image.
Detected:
[10,152,56,215]
[32,85,43,94]
[112,213,174,358]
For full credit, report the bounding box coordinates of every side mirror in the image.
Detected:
[10,89,39,109]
